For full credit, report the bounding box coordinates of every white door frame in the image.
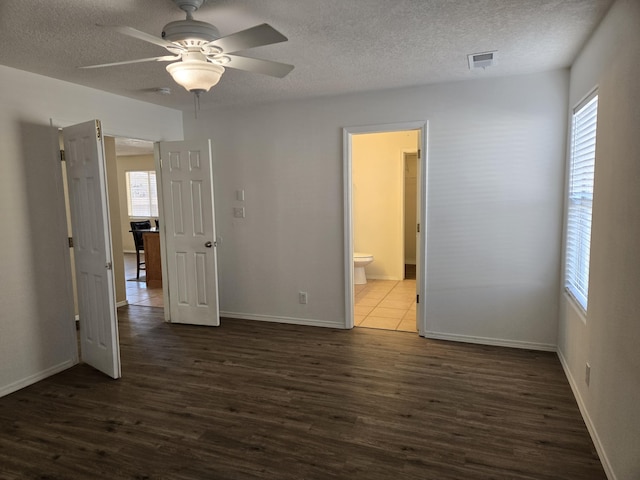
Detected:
[343,121,428,335]
[154,143,171,321]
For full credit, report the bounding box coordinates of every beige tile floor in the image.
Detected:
[124,253,164,308]
[354,278,417,332]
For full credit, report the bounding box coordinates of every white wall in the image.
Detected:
[184,69,568,347]
[0,64,183,397]
[353,131,419,281]
[558,1,640,478]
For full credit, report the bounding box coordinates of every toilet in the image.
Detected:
[353,252,374,284]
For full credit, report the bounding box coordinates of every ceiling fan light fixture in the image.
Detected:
[166,60,225,93]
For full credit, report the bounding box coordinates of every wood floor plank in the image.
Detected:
[0,306,605,479]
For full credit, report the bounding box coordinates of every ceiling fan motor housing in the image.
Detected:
[172,0,206,14]
[162,19,220,46]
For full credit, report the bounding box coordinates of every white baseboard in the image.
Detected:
[220,311,345,329]
[0,359,76,398]
[367,275,404,281]
[557,350,615,480]
[424,330,557,352]
[116,300,129,308]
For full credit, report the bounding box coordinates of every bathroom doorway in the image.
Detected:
[343,122,427,335]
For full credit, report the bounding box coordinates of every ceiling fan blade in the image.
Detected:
[223,54,294,78]
[98,25,183,51]
[209,24,288,54]
[80,55,180,69]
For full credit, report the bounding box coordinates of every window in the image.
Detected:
[126,171,158,217]
[565,92,598,311]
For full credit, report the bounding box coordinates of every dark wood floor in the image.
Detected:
[0,306,605,479]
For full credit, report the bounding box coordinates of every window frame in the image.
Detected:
[125,170,159,218]
[563,90,598,312]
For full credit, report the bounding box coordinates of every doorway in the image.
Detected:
[60,128,221,327]
[60,132,165,314]
[57,120,221,379]
[113,137,164,309]
[343,122,427,335]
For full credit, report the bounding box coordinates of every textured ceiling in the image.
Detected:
[0,0,613,112]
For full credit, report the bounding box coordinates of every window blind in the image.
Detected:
[565,93,598,310]
[126,171,158,217]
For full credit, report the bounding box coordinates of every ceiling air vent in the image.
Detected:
[468,51,497,70]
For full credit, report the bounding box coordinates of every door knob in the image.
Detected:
[205,241,213,248]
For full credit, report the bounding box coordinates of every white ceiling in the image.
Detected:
[0,0,613,112]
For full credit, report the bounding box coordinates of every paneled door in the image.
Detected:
[63,120,121,379]
[157,140,220,326]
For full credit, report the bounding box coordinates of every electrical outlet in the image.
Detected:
[233,207,245,218]
[585,362,591,386]
[298,291,308,304]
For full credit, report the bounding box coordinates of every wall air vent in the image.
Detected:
[467,51,498,70]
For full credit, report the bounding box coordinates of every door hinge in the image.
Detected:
[60,149,65,162]
[417,223,420,233]
[418,148,421,159]
[68,237,73,248]
[105,262,112,270]
[95,120,102,141]
[416,294,420,304]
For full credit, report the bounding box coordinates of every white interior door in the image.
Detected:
[158,139,220,326]
[63,120,121,379]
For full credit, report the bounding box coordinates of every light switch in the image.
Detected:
[236,189,245,201]
[233,207,245,218]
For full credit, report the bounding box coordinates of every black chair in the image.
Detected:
[130,220,152,279]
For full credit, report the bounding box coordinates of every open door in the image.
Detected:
[157,139,220,326]
[63,120,121,379]
[416,132,424,336]
[416,144,424,334]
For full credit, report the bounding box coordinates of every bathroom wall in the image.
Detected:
[352,131,419,281]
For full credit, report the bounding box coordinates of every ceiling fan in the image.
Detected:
[82,0,294,97]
